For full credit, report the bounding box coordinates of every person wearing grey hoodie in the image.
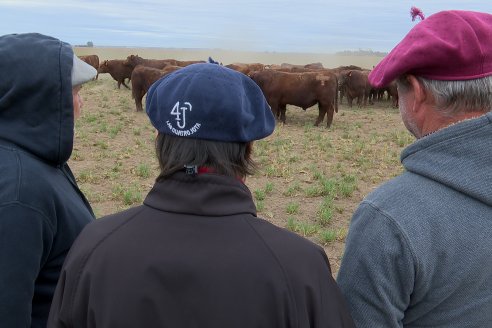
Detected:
[0,33,96,327]
[337,10,492,328]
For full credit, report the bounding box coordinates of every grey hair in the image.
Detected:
[397,75,492,116]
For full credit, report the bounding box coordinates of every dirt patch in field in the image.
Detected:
[74,74,412,276]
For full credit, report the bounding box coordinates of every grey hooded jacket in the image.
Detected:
[337,112,492,327]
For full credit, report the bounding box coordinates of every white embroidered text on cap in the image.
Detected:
[166,101,201,137]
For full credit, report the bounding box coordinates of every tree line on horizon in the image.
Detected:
[335,49,387,56]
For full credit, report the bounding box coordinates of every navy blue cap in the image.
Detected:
[146,63,275,142]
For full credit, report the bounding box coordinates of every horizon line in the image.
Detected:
[73,45,388,57]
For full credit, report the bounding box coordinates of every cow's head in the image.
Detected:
[97,60,109,73]
[124,54,142,67]
[338,71,351,87]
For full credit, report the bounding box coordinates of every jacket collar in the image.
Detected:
[144,172,257,217]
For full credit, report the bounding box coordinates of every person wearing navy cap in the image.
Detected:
[337,9,492,328]
[47,63,355,328]
[0,33,97,327]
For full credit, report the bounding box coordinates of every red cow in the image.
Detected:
[249,70,338,127]
[125,55,177,70]
[338,70,372,107]
[331,67,365,105]
[131,65,181,112]
[304,62,324,69]
[125,55,205,70]
[97,60,133,89]
[174,59,206,67]
[386,80,399,108]
[225,63,265,75]
[78,55,100,79]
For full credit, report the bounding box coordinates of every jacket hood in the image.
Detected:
[401,112,492,206]
[0,33,74,164]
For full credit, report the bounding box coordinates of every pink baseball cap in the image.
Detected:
[369,10,492,88]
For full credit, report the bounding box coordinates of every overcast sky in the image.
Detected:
[0,1,490,53]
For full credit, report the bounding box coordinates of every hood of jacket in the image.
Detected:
[0,33,74,164]
[401,112,492,206]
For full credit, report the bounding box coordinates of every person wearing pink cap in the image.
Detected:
[337,10,492,328]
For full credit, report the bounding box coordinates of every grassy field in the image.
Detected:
[74,55,413,276]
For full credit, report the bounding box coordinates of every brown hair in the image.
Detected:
[155,133,255,181]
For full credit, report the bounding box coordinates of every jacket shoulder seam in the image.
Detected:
[242,218,300,328]
[360,199,420,277]
[0,201,56,233]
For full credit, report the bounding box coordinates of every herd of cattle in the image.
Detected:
[78,54,398,128]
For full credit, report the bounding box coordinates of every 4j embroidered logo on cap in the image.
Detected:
[166,101,201,137]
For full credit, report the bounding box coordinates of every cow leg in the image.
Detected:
[314,104,326,126]
[270,103,286,123]
[279,105,287,124]
[347,96,353,108]
[392,95,399,108]
[117,80,121,89]
[366,90,372,106]
[134,88,143,111]
[268,102,277,118]
[135,97,143,112]
[378,89,384,101]
[325,105,335,128]
[275,108,281,120]
[122,80,131,89]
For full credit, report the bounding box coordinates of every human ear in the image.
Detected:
[406,75,427,106]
